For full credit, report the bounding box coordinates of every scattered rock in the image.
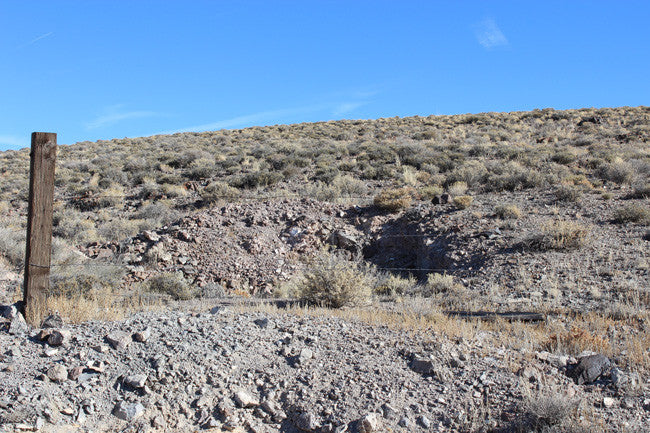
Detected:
[133,328,151,342]
[47,329,71,347]
[603,397,616,408]
[295,411,321,432]
[41,313,64,329]
[8,312,28,335]
[47,365,68,382]
[105,331,132,350]
[124,374,147,389]
[112,401,145,420]
[357,413,381,433]
[234,390,259,408]
[410,355,435,375]
[298,348,313,364]
[569,354,612,385]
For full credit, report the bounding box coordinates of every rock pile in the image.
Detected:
[1,302,648,432]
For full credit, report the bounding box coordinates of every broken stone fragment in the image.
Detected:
[8,313,28,335]
[298,348,313,364]
[124,374,147,388]
[106,331,131,350]
[113,401,145,420]
[234,390,259,408]
[358,413,381,433]
[295,411,321,432]
[569,354,612,385]
[41,313,63,329]
[410,355,435,375]
[47,329,71,347]
[133,328,151,342]
[47,365,68,382]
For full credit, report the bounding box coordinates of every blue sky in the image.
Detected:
[1,1,649,150]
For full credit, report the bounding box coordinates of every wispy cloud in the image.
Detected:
[0,135,27,150]
[160,104,328,135]
[475,18,508,49]
[161,89,378,135]
[333,102,366,116]
[86,105,161,129]
[16,31,54,49]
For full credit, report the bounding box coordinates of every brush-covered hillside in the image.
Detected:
[0,106,649,432]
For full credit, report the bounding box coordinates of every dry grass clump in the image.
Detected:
[526,220,590,251]
[375,273,417,296]
[373,187,416,212]
[510,387,587,433]
[200,181,240,206]
[553,184,583,202]
[424,273,462,295]
[495,204,522,219]
[296,251,375,308]
[613,203,650,225]
[543,326,611,356]
[453,195,473,209]
[447,181,468,196]
[148,272,197,300]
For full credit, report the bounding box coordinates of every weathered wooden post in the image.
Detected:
[23,132,57,326]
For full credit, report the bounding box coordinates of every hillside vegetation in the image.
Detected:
[0,106,649,432]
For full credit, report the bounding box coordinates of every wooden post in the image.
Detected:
[23,132,57,326]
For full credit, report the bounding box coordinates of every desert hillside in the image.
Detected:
[0,106,649,432]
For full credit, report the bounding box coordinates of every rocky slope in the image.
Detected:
[1,303,649,433]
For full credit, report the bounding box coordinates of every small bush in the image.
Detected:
[453,195,473,209]
[297,251,375,308]
[374,187,416,212]
[527,220,590,251]
[424,273,459,295]
[613,204,650,225]
[553,184,582,202]
[419,184,444,200]
[495,204,522,219]
[375,273,417,296]
[201,181,240,205]
[148,272,197,300]
[447,181,468,196]
[631,183,650,198]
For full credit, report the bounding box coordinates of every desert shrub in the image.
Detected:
[201,181,240,205]
[424,273,459,295]
[553,184,582,202]
[98,219,144,242]
[526,220,590,251]
[297,251,375,308]
[631,183,650,198]
[543,326,610,356]
[495,204,522,219]
[447,181,468,196]
[453,195,473,209]
[598,159,635,184]
[148,272,197,300]
[53,209,98,243]
[306,175,367,202]
[161,183,189,198]
[551,150,577,165]
[230,170,283,189]
[419,184,444,200]
[134,202,180,227]
[483,161,546,192]
[509,388,584,433]
[187,158,216,180]
[613,204,650,225]
[97,184,126,209]
[375,273,417,296]
[374,187,416,212]
[0,227,25,266]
